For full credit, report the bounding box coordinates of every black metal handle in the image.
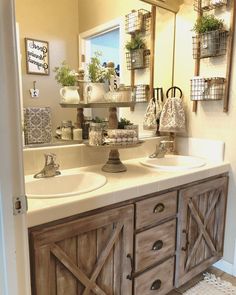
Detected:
[166,86,183,98]
[152,240,163,251]
[181,230,189,251]
[150,279,162,290]
[126,254,134,280]
[153,203,165,213]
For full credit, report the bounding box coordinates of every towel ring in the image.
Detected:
[166,86,183,99]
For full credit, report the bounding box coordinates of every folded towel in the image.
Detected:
[24,107,52,144]
[143,97,162,130]
[159,97,186,133]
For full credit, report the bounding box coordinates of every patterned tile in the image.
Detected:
[24,107,52,144]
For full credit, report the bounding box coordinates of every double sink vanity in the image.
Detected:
[25,137,230,295]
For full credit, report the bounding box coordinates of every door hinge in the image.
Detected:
[13,195,28,215]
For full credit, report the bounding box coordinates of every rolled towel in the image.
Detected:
[159,97,186,133]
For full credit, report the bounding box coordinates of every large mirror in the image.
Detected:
[15,0,178,147]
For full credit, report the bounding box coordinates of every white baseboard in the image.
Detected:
[214,240,236,277]
[214,259,235,276]
[233,239,236,276]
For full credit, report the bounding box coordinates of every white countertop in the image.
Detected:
[26,158,230,228]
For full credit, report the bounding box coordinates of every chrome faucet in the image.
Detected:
[149,140,174,158]
[34,153,61,178]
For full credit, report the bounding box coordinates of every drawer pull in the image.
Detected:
[126,254,134,280]
[153,203,165,213]
[181,230,189,251]
[150,279,162,290]
[152,240,163,251]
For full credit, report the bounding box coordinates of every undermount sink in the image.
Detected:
[140,155,206,171]
[26,172,107,199]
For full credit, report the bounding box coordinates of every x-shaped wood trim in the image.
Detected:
[185,190,221,271]
[50,222,123,295]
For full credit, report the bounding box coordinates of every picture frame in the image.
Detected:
[25,38,50,75]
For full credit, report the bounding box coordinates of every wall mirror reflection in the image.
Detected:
[15,0,179,148]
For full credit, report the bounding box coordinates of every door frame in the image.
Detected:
[0,0,31,294]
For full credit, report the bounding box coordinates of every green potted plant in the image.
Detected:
[118,117,133,129]
[125,34,146,69]
[86,52,115,102]
[118,117,139,138]
[54,61,80,104]
[193,15,225,58]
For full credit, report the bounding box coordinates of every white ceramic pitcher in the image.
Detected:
[85,83,108,103]
[60,86,80,104]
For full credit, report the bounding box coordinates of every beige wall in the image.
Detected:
[174,0,236,264]
[15,0,79,133]
[78,0,175,132]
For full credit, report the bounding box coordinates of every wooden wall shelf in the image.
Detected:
[60,102,135,109]
[192,0,235,113]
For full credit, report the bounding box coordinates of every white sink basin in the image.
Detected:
[26,172,107,199]
[140,155,206,171]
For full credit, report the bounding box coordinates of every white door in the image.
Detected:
[0,0,31,294]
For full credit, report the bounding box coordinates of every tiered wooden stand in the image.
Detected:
[60,102,144,173]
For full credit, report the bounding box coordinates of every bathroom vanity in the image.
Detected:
[28,165,228,295]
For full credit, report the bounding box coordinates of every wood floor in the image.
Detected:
[168,267,236,294]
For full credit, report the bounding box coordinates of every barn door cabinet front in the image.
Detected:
[29,174,228,294]
[30,205,134,295]
[175,176,228,287]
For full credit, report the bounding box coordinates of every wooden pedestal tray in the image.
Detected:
[87,141,144,173]
[60,103,142,173]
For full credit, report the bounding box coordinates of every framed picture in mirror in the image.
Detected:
[25,38,49,75]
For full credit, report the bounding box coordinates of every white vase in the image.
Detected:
[85,82,108,103]
[60,86,80,104]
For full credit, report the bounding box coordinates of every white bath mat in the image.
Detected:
[183,273,236,295]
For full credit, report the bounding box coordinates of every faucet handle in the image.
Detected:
[44,153,57,165]
[159,140,174,154]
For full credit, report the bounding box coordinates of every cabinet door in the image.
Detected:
[175,176,228,287]
[30,205,134,295]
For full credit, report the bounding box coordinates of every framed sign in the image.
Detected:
[25,38,49,75]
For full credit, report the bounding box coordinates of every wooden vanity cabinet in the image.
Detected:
[29,205,134,295]
[29,174,228,295]
[133,191,177,295]
[175,176,228,287]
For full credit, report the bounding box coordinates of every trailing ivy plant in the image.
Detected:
[125,34,146,51]
[193,15,224,34]
[54,61,77,86]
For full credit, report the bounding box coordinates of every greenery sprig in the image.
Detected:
[125,34,146,51]
[88,52,115,83]
[118,118,133,129]
[193,15,224,34]
[54,61,77,86]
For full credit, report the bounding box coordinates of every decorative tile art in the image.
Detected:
[24,107,52,144]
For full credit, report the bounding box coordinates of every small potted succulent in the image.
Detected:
[118,117,139,139]
[193,15,225,58]
[54,61,80,104]
[125,34,146,69]
[118,117,133,129]
[86,51,115,102]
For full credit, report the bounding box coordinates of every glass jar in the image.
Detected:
[89,123,104,146]
[61,120,72,140]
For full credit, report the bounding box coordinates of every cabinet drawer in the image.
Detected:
[135,219,176,272]
[136,191,177,229]
[134,257,174,295]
